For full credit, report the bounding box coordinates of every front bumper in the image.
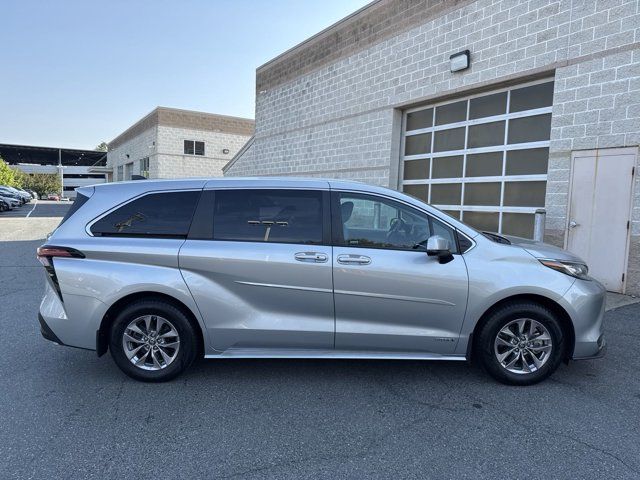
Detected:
[575,334,606,360]
[561,278,607,360]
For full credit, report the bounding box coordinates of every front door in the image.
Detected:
[179,188,335,352]
[567,148,637,292]
[331,191,469,354]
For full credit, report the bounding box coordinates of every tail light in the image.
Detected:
[37,246,85,267]
[36,246,85,301]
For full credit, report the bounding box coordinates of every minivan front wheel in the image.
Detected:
[109,299,198,382]
[475,302,565,385]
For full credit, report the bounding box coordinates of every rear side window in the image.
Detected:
[59,192,90,226]
[91,191,200,238]
[213,189,323,245]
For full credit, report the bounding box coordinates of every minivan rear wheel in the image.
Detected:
[109,299,198,382]
[475,301,565,386]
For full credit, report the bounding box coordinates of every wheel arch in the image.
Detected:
[468,293,575,361]
[96,291,204,357]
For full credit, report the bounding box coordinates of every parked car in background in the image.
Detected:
[26,189,38,199]
[0,186,25,205]
[16,188,35,200]
[0,194,19,209]
[47,193,60,201]
[5,186,31,203]
[37,178,606,385]
[0,196,11,211]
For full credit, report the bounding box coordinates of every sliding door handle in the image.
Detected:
[295,252,328,263]
[337,254,371,265]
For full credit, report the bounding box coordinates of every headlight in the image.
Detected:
[539,259,589,280]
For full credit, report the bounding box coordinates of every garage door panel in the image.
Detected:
[402,79,553,238]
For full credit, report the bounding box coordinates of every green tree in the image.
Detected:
[11,167,27,188]
[0,157,18,186]
[95,142,108,152]
[21,173,61,198]
[0,157,61,196]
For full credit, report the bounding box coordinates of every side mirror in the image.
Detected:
[426,235,454,264]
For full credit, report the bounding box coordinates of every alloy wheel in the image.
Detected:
[122,315,180,371]
[493,318,553,375]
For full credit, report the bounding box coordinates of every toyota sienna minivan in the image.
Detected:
[37,178,606,385]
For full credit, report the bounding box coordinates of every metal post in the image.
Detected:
[58,149,64,197]
[533,209,546,243]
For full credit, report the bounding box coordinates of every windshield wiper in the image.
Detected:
[481,231,511,244]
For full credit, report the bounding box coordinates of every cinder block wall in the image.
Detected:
[226,0,640,291]
[107,127,158,178]
[228,0,639,184]
[108,125,252,180]
[155,126,249,179]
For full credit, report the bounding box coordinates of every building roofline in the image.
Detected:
[0,142,104,154]
[107,107,160,148]
[108,106,255,150]
[222,136,254,174]
[154,106,254,124]
[257,0,381,73]
[256,0,474,92]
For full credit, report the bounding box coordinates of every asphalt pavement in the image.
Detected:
[0,214,639,479]
[0,199,71,218]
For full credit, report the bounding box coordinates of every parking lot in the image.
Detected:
[0,199,71,219]
[1,209,639,479]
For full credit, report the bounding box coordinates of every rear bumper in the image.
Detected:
[38,312,64,345]
[39,281,103,351]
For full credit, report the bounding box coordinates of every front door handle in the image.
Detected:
[337,254,371,265]
[295,252,328,263]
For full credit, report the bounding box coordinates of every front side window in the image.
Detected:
[184,140,205,156]
[335,192,457,252]
[213,189,323,245]
[91,191,200,237]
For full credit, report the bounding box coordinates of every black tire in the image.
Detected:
[474,301,565,386]
[109,299,199,382]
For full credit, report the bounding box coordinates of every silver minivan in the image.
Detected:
[38,178,606,385]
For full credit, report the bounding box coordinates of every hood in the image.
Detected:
[500,234,586,264]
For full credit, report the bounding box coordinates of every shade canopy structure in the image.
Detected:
[0,143,107,167]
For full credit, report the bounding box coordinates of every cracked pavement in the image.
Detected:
[1,210,639,479]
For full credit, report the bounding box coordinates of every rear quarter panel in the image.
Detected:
[52,238,207,349]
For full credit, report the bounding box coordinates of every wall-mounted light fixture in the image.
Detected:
[222,149,230,155]
[450,50,470,72]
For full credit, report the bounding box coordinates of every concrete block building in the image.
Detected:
[108,107,254,181]
[225,0,640,294]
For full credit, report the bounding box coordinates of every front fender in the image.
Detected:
[455,245,575,356]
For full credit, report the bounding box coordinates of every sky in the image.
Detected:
[0,0,370,150]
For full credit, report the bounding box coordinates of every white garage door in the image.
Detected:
[401,79,554,238]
